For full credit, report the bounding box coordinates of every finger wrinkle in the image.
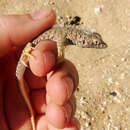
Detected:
[61,75,74,102]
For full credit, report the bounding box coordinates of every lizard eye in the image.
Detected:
[93,39,100,45]
[83,40,85,44]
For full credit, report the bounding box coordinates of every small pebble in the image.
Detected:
[80,97,88,105]
[121,57,127,62]
[76,87,80,91]
[113,64,119,67]
[50,1,55,5]
[85,122,89,127]
[94,7,102,15]
[113,97,121,103]
[110,91,117,96]
[115,81,120,86]
[81,111,87,119]
[120,72,127,79]
[91,117,94,121]
[103,101,107,105]
[108,77,113,85]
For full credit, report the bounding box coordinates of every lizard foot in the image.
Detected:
[20,43,35,67]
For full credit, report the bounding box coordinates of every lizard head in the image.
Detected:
[81,32,107,48]
[91,32,107,48]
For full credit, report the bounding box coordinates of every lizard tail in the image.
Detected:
[31,115,36,130]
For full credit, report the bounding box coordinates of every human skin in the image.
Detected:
[0,9,79,130]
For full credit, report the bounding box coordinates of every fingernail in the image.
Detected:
[63,76,74,100]
[31,8,53,20]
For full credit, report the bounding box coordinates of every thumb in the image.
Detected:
[0,8,56,57]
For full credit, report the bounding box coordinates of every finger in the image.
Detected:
[25,69,47,89]
[0,8,56,57]
[31,89,46,114]
[36,116,79,130]
[46,60,79,105]
[4,77,32,130]
[36,115,48,130]
[29,40,57,77]
[48,119,79,130]
[46,102,72,129]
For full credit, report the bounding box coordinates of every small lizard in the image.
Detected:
[16,26,107,130]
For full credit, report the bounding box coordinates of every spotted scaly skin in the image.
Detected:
[32,27,107,48]
[16,26,107,130]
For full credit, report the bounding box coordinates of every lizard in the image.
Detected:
[16,26,107,130]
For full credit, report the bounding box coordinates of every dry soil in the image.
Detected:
[0,0,130,129]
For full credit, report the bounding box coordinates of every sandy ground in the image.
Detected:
[0,0,130,129]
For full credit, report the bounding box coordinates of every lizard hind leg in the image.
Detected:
[20,52,35,67]
[20,43,35,67]
[24,52,35,59]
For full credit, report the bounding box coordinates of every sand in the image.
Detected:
[0,0,130,129]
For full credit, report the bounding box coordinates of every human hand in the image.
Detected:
[0,9,79,130]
